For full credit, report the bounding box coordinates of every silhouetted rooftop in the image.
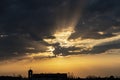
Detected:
[32,73,67,78]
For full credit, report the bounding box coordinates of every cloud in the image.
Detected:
[69,0,120,39]
[89,38,120,54]
[0,0,59,40]
[0,0,83,60]
[0,35,48,60]
[0,0,120,61]
[90,43,120,54]
[51,35,120,56]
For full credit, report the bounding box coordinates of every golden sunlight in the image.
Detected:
[1,53,120,77]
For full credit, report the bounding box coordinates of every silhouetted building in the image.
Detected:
[28,69,33,80]
[28,69,67,80]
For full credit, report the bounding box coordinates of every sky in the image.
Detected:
[0,0,120,78]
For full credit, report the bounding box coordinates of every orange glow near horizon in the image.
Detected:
[0,53,120,78]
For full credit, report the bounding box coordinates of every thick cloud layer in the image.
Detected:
[70,0,120,39]
[0,0,120,60]
[0,0,61,39]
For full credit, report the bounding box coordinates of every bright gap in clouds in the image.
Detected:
[43,29,120,57]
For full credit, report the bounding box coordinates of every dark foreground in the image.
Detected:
[0,76,120,80]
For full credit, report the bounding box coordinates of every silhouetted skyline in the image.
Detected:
[0,69,120,80]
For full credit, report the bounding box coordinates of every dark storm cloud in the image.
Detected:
[0,0,120,60]
[89,39,120,54]
[52,43,81,56]
[0,0,60,60]
[0,0,82,39]
[69,0,120,39]
[77,39,120,54]
[0,35,48,60]
[0,0,84,60]
[52,0,120,56]
[0,0,62,38]
[51,39,120,56]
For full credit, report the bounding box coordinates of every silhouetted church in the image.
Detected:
[28,69,67,80]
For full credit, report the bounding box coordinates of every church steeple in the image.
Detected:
[28,69,33,79]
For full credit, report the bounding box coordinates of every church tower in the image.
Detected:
[28,69,33,80]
